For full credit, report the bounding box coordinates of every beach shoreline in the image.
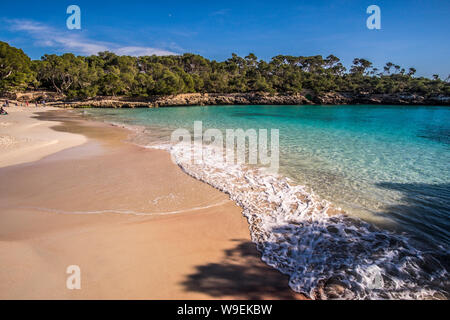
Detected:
[3,91,450,110]
[0,107,305,300]
[0,107,87,168]
[82,105,449,299]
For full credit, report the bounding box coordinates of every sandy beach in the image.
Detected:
[0,107,87,168]
[0,107,304,300]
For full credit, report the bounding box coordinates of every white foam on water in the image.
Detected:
[86,115,449,300]
[165,141,449,300]
[145,144,172,151]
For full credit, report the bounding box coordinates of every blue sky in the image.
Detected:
[0,0,449,78]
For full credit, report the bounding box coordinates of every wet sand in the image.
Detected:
[0,109,304,300]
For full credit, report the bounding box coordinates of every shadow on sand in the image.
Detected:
[180,239,304,300]
[181,182,450,299]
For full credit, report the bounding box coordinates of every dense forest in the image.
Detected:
[1,41,449,99]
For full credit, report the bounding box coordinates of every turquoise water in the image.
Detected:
[85,105,450,298]
[86,105,450,250]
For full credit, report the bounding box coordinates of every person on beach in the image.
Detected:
[0,106,8,115]
[26,101,29,107]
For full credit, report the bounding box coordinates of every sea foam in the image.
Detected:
[162,141,449,300]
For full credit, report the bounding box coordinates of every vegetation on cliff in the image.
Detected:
[1,41,449,99]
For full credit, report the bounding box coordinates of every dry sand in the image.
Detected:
[0,107,86,168]
[0,108,304,300]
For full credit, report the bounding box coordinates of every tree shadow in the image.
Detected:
[375,182,450,249]
[181,183,450,300]
[180,239,305,300]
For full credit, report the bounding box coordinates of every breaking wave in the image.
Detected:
[87,112,449,300]
[157,141,449,300]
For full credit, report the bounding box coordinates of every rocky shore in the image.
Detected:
[3,91,450,108]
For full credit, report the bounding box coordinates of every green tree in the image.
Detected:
[0,41,34,92]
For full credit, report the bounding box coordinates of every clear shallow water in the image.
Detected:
[84,105,450,299]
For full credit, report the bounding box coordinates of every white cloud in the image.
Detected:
[114,46,176,56]
[6,19,178,56]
